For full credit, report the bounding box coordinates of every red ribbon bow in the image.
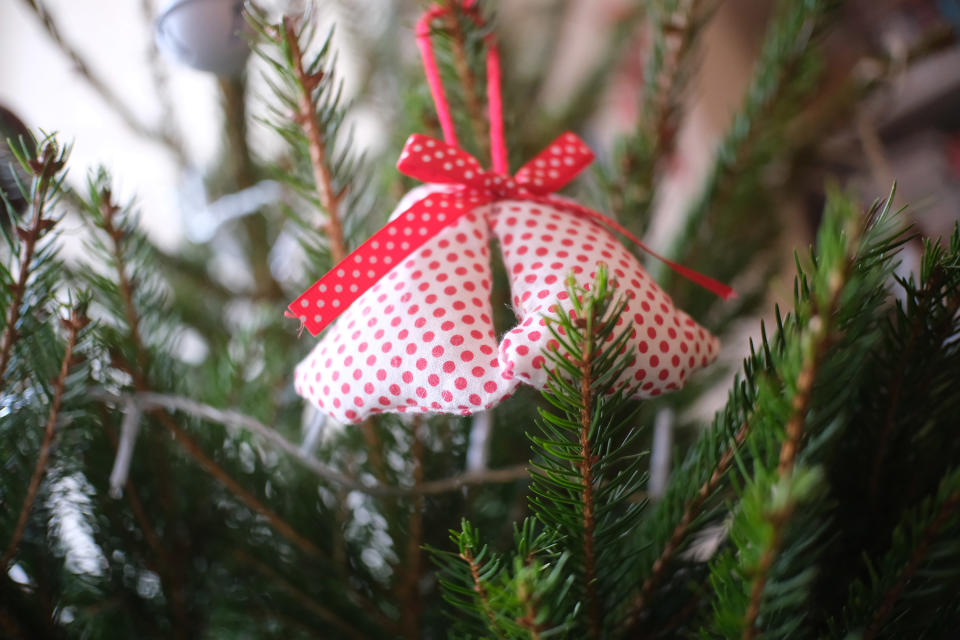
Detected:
[287,132,734,337]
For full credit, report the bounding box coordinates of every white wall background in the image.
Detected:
[0,0,229,250]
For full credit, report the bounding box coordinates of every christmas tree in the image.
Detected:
[3,1,960,638]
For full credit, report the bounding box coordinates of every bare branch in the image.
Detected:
[280,16,348,263]
[2,309,86,569]
[91,390,530,496]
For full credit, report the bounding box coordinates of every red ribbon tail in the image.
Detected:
[543,198,737,301]
[655,257,737,301]
[610,219,737,300]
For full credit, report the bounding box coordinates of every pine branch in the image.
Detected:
[529,265,647,634]
[93,389,530,496]
[233,549,370,640]
[862,488,960,640]
[80,180,340,579]
[826,229,960,637]
[461,544,506,640]
[703,192,905,639]
[0,140,66,392]
[277,15,348,264]
[868,263,960,497]
[629,420,748,618]
[642,0,713,160]
[743,208,866,639]
[441,0,489,161]
[605,0,714,225]
[398,416,426,639]
[99,410,192,638]
[1,307,86,569]
[575,287,601,640]
[19,0,187,165]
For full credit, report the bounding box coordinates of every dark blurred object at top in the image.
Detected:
[0,105,34,226]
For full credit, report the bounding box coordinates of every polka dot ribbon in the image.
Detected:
[286,132,734,337]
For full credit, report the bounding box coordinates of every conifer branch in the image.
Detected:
[742,503,793,640]
[743,212,858,638]
[360,419,389,485]
[643,0,711,159]
[1,308,85,569]
[234,549,370,639]
[19,0,187,165]
[862,490,960,640]
[441,1,489,160]
[517,577,545,640]
[0,142,64,391]
[93,389,531,495]
[869,267,960,496]
[155,410,327,559]
[280,16,348,264]
[99,406,190,636]
[399,416,426,639]
[460,546,505,640]
[94,187,331,564]
[576,299,601,640]
[630,421,749,618]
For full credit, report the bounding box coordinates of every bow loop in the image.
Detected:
[397,134,488,189]
[515,132,594,195]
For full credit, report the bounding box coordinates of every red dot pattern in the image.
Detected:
[293,133,720,421]
[491,200,720,398]
[293,187,512,423]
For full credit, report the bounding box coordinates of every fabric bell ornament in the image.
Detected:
[288,3,733,424]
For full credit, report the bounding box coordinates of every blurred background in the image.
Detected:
[3,2,960,636]
[3,0,959,253]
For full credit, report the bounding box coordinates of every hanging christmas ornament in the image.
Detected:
[288,2,733,424]
[155,0,250,75]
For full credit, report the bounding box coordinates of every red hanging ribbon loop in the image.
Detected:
[286,132,735,337]
[285,1,734,337]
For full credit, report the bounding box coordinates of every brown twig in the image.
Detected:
[869,269,960,497]
[2,309,86,569]
[234,549,370,640]
[628,421,750,624]
[460,546,505,640]
[100,414,190,637]
[360,419,389,485]
[741,506,791,640]
[20,0,187,165]
[398,417,426,639]
[153,410,326,559]
[0,145,62,392]
[442,1,489,160]
[645,0,712,161]
[97,188,327,560]
[92,389,530,496]
[577,308,601,640]
[281,16,348,264]
[744,258,850,639]
[862,491,960,640]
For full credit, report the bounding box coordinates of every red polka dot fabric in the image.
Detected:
[293,185,720,423]
[293,187,511,422]
[491,200,719,397]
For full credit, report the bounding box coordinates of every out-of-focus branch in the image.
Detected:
[92,390,532,496]
[2,309,86,569]
[280,16,348,264]
[20,0,188,165]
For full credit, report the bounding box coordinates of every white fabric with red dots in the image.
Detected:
[293,187,511,422]
[491,199,719,397]
[294,189,720,423]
